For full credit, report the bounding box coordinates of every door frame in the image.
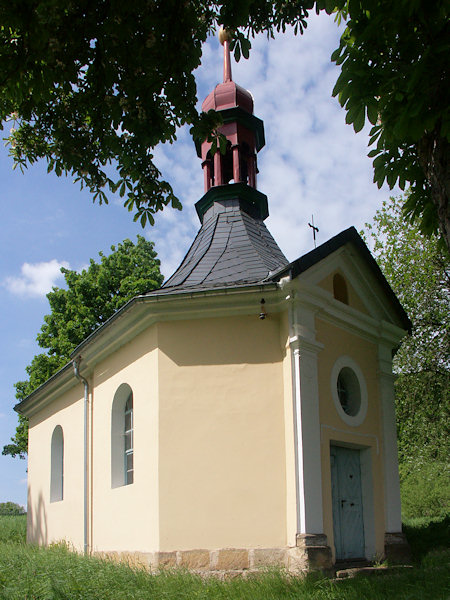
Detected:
[330,442,376,561]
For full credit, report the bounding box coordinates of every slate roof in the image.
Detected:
[158,193,288,292]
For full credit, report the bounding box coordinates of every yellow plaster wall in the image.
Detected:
[315,318,385,559]
[318,270,369,315]
[157,314,288,550]
[27,386,84,549]
[90,326,159,554]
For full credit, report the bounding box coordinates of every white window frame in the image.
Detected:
[331,356,368,427]
[111,383,134,488]
[50,425,64,502]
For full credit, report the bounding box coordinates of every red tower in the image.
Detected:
[198,28,265,193]
[161,28,287,291]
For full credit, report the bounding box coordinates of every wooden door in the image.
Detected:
[330,445,365,560]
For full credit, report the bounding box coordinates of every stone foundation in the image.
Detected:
[289,533,333,574]
[384,532,411,564]
[96,535,333,576]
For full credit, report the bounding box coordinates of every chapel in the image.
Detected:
[17,29,411,574]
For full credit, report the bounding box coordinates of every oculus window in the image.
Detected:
[331,356,368,427]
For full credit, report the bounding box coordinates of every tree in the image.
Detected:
[331,0,450,249]
[365,195,449,466]
[0,502,26,516]
[2,236,163,459]
[1,2,447,247]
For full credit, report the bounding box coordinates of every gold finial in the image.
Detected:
[219,26,232,46]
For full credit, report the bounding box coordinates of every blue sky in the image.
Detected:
[0,13,396,509]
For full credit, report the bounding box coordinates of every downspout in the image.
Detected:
[73,356,89,555]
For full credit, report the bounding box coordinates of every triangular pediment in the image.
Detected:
[271,227,410,332]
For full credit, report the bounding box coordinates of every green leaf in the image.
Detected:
[353,107,365,133]
[367,102,378,126]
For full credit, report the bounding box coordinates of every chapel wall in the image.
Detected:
[27,385,85,549]
[157,313,288,551]
[315,317,386,561]
[89,325,159,554]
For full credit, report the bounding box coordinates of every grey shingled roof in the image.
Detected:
[159,196,288,291]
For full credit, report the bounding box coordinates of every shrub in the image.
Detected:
[400,461,450,519]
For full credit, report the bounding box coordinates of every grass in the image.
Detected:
[0,515,448,600]
[0,514,26,544]
[403,514,450,563]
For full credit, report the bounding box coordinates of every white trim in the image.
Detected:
[378,344,402,532]
[299,246,402,326]
[50,425,64,502]
[289,300,325,535]
[321,425,379,454]
[291,279,405,349]
[292,345,305,533]
[331,356,368,427]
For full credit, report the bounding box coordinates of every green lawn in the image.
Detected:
[0,514,448,600]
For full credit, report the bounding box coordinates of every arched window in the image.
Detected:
[111,384,134,488]
[50,425,64,502]
[333,273,349,304]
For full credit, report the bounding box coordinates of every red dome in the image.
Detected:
[202,81,254,114]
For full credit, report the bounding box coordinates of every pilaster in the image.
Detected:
[289,301,327,538]
[377,343,402,533]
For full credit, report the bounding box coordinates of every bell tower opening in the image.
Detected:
[198,27,265,195]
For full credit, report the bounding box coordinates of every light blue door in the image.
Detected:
[330,446,365,560]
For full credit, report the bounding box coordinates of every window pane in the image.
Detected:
[126,452,133,472]
[125,411,132,433]
[126,470,134,485]
[125,394,133,412]
[125,431,133,452]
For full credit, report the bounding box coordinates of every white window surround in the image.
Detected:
[331,356,368,427]
[50,425,64,502]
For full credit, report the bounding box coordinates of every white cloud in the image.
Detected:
[140,12,398,278]
[4,259,69,298]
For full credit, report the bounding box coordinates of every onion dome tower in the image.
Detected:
[162,28,288,290]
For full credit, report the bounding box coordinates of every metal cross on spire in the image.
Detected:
[308,215,319,248]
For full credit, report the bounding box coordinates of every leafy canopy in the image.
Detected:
[2,236,163,459]
[332,0,450,248]
[365,196,449,467]
[1,1,448,246]
[0,502,26,516]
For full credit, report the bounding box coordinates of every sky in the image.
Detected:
[0,13,398,509]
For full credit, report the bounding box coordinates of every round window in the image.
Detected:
[331,356,368,426]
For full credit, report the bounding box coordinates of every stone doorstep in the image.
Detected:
[335,565,413,579]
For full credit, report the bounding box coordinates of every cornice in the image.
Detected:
[290,280,407,348]
[17,283,285,416]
